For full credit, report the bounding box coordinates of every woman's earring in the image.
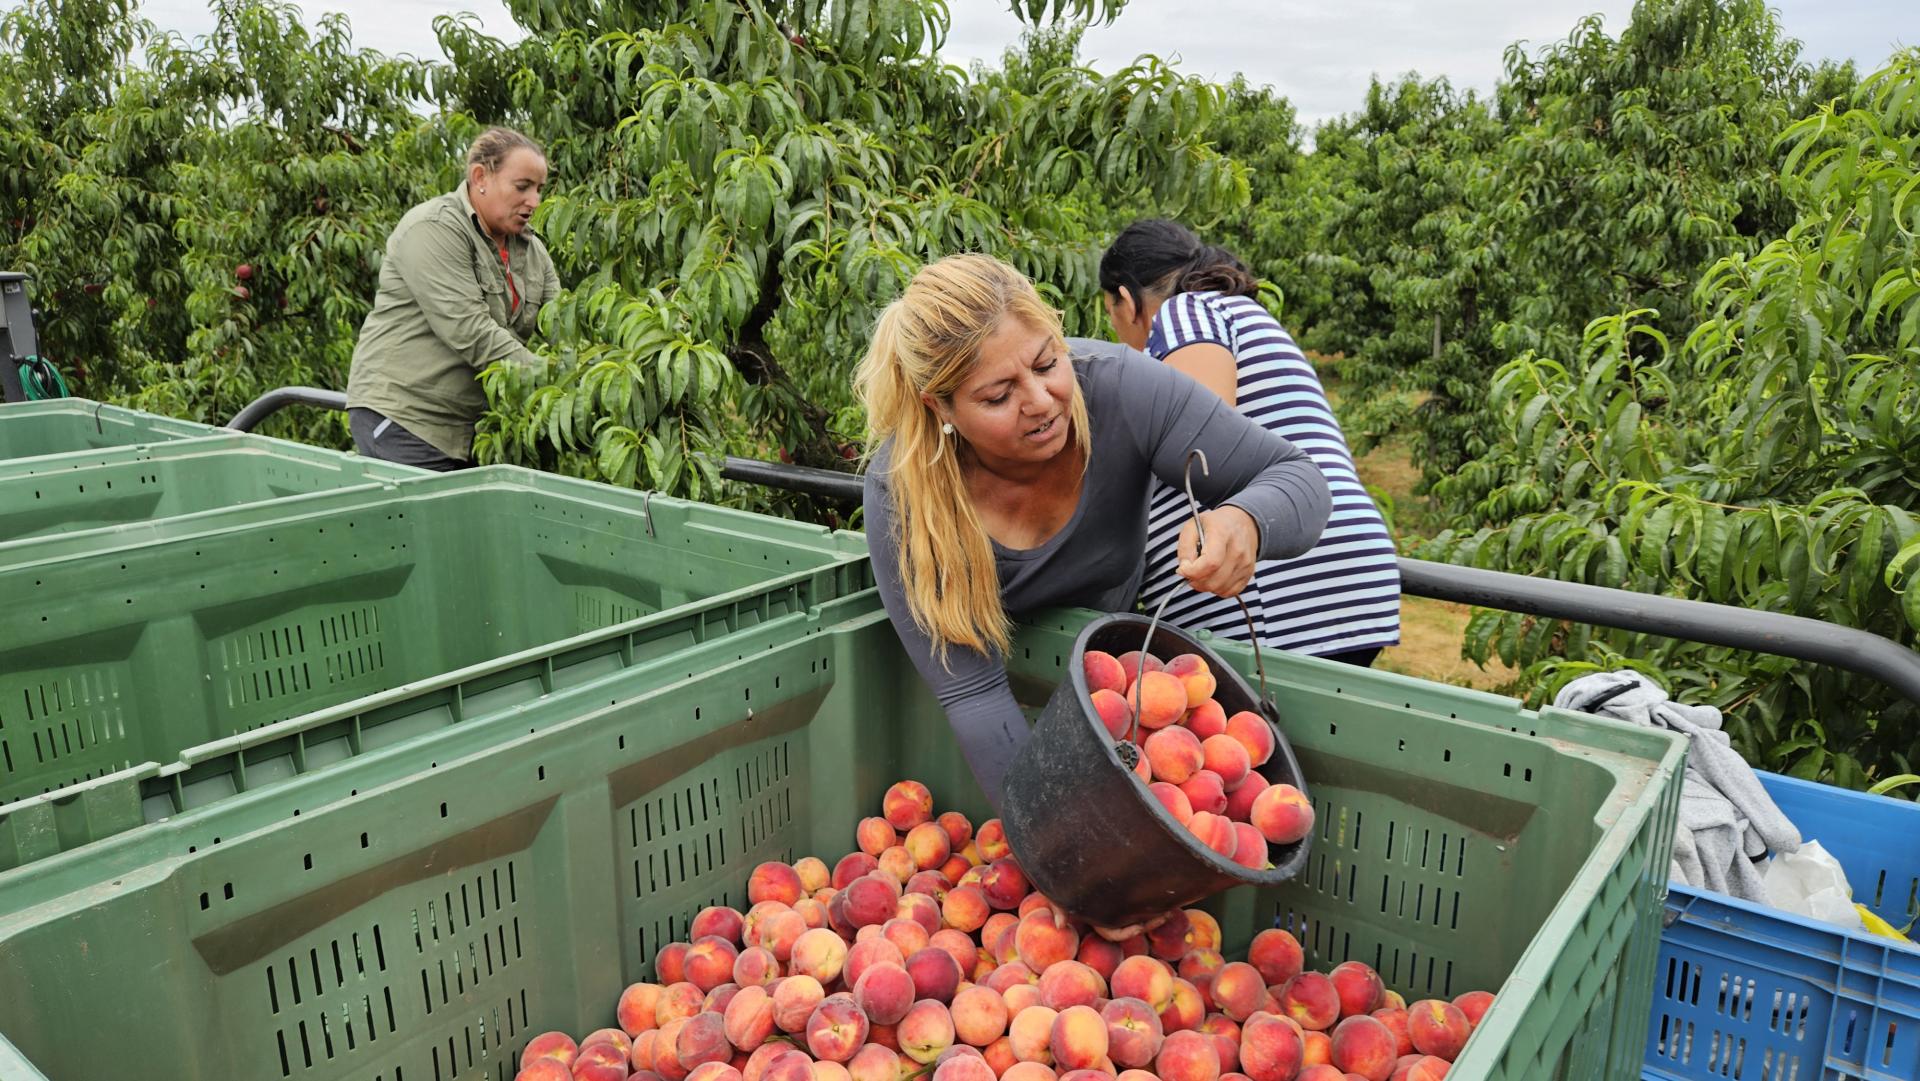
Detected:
[941,422,954,435]
[479,188,487,194]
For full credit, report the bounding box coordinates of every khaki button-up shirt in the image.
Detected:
[347,181,560,460]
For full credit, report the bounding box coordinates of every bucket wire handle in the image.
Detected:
[1123,449,1278,746]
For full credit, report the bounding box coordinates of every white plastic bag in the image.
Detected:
[1761,840,1865,932]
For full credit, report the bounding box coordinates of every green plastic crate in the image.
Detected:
[0,607,1682,1081]
[0,399,218,461]
[0,437,421,548]
[0,466,870,818]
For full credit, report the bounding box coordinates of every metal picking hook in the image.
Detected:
[1184,449,1210,556]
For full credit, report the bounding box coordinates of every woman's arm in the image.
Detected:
[863,465,1029,814]
[390,215,543,370]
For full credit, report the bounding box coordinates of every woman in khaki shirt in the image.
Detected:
[347,127,561,470]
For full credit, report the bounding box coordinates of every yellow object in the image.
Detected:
[1856,904,1914,943]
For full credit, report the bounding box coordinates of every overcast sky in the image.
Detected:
[121,0,1912,129]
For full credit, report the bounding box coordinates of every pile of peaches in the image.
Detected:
[515,782,1490,1081]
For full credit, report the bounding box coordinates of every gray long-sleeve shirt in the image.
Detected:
[863,338,1333,813]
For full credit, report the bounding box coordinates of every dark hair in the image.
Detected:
[1098,218,1259,303]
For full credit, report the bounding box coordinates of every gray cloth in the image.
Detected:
[1554,670,1800,902]
[864,338,1333,813]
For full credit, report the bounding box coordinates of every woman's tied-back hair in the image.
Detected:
[1098,218,1259,303]
[466,127,543,174]
[856,254,1092,662]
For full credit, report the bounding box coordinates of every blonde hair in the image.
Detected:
[856,254,1093,661]
[466,127,543,173]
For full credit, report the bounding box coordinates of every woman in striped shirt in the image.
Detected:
[1099,219,1402,666]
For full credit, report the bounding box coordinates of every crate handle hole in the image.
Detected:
[360,832,369,848]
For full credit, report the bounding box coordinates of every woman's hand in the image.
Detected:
[1176,506,1261,597]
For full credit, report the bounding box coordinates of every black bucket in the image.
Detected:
[1000,612,1312,928]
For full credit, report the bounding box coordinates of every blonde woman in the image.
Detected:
[858,254,1332,815]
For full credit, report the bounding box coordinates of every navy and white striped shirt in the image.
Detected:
[1139,291,1402,657]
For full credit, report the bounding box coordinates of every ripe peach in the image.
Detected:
[879,917,931,961]
[1246,931,1304,986]
[1134,752,1154,784]
[1154,1029,1221,1081]
[1116,651,1163,686]
[934,1053,997,1081]
[760,1050,814,1081]
[1199,1016,1240,1072]
[846,938,906,990]
[1129,671,1188,730]
[1183,910,1222,953]
[985,960,1038,993]
[813,1061,853,1081]
[514,1059,572,1081]
[974,947,999,982]
[868,1024,900,1051]
[986,917,1023,964]
[1085,650,1129,694]
[908,946,965,1004]
[1230,825,1269,870]
[900,1000,957,1064]
[1279,973,1341,1032]
[1200,736,1251,791]
[677,1013,731,1070]
[653,1020,691,1081]
[687,936,743,992]
[836,853,882,889]
[1369,1010,1412,1058]
[1237,1013,1305,1081]
[1379,990,1406,1011]
[1406,1000,1469,1061]
[520,1031,578,1070]
[883,781,934,830]
[1223,774,1270,822]
[1403,1056,1450,1081]
[880,846,918,884]
[657,983,706,1027]
[1039,960,1106,1010]
[1178,949,1224,988]
[1160,979,1206,1033]
[630,1030,661,1072]
[1250,784,1314,846]
[1001,1059,1053,1081]
[774,975,827,1033]
[1186,699,1228,739]
[1109,956,1176,1013]
[574,1042,632,1081]
[855,963,917,1025]
[705,983,743,1015]
[796,898,832,931]
[1010,1007,1060,1063]
[1072,937,1123,984]
[1148,782,1195,825]
[904,823,953,871]
[758,909,810,962]
[751,863,807,906]
[1014,911,1080,971]
[1187,812,1238,860]
[1294,1067,1345,1081]
[931,929,979,975]
[846,874,903,929]
[619,984,665,1035]
[791,856,831,893]
[938,811,975,851]
[791,928,849,985]
[952,985,1012,1047]
[1209,963,1268,1021]
[980,859,1031,910]
[1005,982,1044,1015]
[657,942,692,986]
[725,985,778,1050]
[1180,772,1229,817]
[688,1063,744,1081]
[1299,1028,1332,1066]
[976,820,1011,862]
[693,906,747,945]
[1328,963,1384,1019]
[1329,1015,1397,1081]
[939,856,973,887]
[1223,712,1276,767]
[1162,655,1217,708]
[808,994,872,1063]
[848,1044,900,1081]
[899,892,943,935]
[1101,998,1164,1068]
[1090,689,1135,740]
[1146,911,1193,962]
[1049,1005,1109,1071]
[1118,1071,1159,1081]
[1145,727,1206,785]
[1451,990,1493,1029]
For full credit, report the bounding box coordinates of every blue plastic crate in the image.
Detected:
[1644,771,1920,1080]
